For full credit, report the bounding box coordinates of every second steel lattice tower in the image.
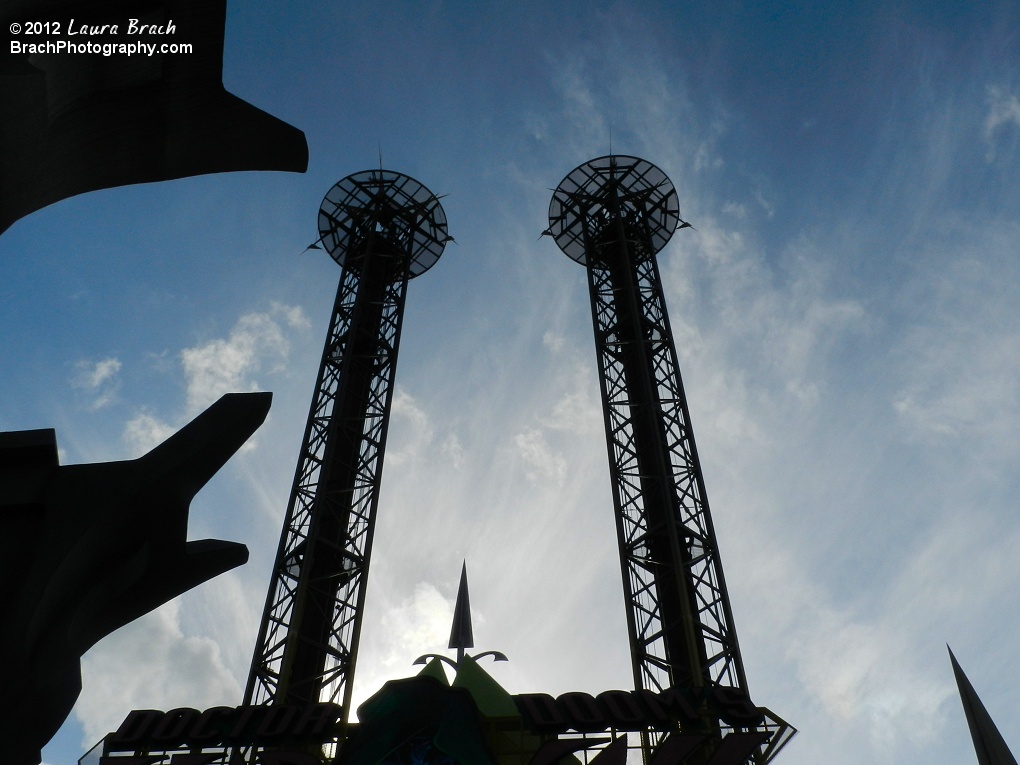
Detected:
[547,156,791,763]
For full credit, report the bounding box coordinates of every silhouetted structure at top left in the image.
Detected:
[0,392,272,765]
[0,0,308,234]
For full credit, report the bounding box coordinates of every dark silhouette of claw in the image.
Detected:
[0,392,271,765]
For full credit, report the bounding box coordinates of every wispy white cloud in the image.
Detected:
[440,433,466,470]
[693,140,724,172]
[891,247,1020,456]
[77,599,241,749]
[120,302,309,453]
[790,606,950,753]
[513,427,567,484]
[385,388,435,470]
[544,355,601,437]
[378,583,454,670]
[182,303,308,416]
[753,189,776,219]
[123,410,178,456]
[722,201,748,219]
[984,85,1020,161]
[893,335,1020,439]
[661,216,866,428]
[772,500,1020,758]
[71,357,122,410]
[73,357,121,390]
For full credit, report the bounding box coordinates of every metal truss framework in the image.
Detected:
[547,729,795,765]
[588,243,744,696]
[548,157,791,762]
[244,170,448,721]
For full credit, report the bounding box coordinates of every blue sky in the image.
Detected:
[2,2,1019,763]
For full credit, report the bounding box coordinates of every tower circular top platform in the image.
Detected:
[318,169,449,279]
[547,155,680,265]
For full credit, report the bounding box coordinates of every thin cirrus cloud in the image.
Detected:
[71,357,122,410]
[983,85,1020,161]
[181,302,311,416]
[118,302,310,455]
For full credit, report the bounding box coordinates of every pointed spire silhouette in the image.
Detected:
[448,561,474,664]
[414,562,505,671]
[949,645,1019,765]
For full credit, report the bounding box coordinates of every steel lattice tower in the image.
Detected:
[245,169,449,718]
[547,156,791,763]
